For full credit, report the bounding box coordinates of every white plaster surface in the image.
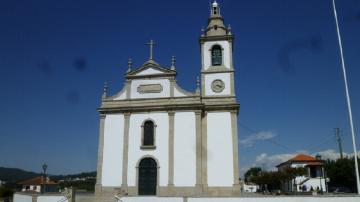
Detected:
[127,113,169,186]
[204,73,231,96]
[121,197,182,202]
[13,194,32,202]
[37,196,68,202]
[136,68,164,76]
[130,79,170,99]
[119,197,360,202]
[174,112,196,186]
[203,40,231,70]
[13,194,69,202]
[188,197,360,202]
[173,87,187,97]
[114,89,127,100]
[207,112,234,186]
[102,114,124,186]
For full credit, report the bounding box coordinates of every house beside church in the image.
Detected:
[95,0,240,197]
[17,176,58,193]
[276,154,328,192]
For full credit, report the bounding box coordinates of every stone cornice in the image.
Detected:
[199,35,234,44]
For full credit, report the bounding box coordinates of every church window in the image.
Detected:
[141,120,156,149]
[211,45,222,66]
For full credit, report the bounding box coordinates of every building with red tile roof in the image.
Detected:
[276,154,328,193]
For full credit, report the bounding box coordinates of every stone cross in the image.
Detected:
[146,40,155,60]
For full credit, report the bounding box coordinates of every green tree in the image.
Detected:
[0,186,14,198]
[244,167,262,182]
[325,157,360,192]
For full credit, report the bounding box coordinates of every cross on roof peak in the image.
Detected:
[146,40,156,60]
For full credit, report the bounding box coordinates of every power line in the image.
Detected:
[238,122,294,152]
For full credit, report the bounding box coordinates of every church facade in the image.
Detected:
[95,1,240,197]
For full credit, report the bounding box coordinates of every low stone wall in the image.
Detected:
[13,191,74,202]
[118,196,360,202]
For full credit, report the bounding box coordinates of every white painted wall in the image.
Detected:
[114,89,127,100]
[121,197,183,202]
[120,197,360,202]
[173,87,187,97]
[13,194,32,202]
[203,40,231,70]
[136,68,164,76]
[207,112,234,186]
[188,197,360,202]
[130,79,170,99]
[102,114,124,186]
[204,73,231,96]
[174,112,196,186]
[127,113,169,186]
[37,196,68,202]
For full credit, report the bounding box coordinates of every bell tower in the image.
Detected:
[200,0,235,100]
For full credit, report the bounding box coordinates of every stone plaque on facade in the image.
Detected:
[137,84,163,94]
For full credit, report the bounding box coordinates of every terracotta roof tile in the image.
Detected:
[290,154,316,161]
[18,176,57,185]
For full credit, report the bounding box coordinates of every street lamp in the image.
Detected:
[42,163,48,194]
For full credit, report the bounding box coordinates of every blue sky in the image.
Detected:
[0,0,359,176]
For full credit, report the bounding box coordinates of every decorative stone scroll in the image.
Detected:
[137,84,163,94]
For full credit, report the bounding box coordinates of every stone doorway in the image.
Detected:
[138,158,157,195]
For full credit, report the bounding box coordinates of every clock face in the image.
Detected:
[211,79,225,93]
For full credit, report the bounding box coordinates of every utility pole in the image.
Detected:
[334,128,344,159]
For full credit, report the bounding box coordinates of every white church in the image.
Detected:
[95,1,240,197]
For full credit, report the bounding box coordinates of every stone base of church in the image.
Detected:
[95,184,241,198]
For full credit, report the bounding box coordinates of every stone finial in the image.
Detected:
[102,81,109,98]
[196,76,200,94]
[201,27,205,37]
[171,56,176,70]
[228,24,232,35]
[127,58,132,73]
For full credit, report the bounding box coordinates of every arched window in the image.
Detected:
[143,120,155,147]
[211,45,222,66]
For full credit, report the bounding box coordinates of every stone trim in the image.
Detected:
[137,84,163,94]
[201,69,234,74]
[140,118,157,149]
[230,111,240,195]
[170,79,175,97]
[195,110,203,194]
[95,114,106,195]
[199,35,234,43]
[121,113,131,192]
[168,111,175,189]
[201,112,208,188]
[230,71,235,96]
[126,80,131,99]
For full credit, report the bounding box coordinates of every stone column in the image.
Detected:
[170,79,175,98]
[231,110,241,195]
[195,110,203,193]
[121,112,131,192]
[95,114,106,195]
[201,111,208,190]
[168,111,175,189]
